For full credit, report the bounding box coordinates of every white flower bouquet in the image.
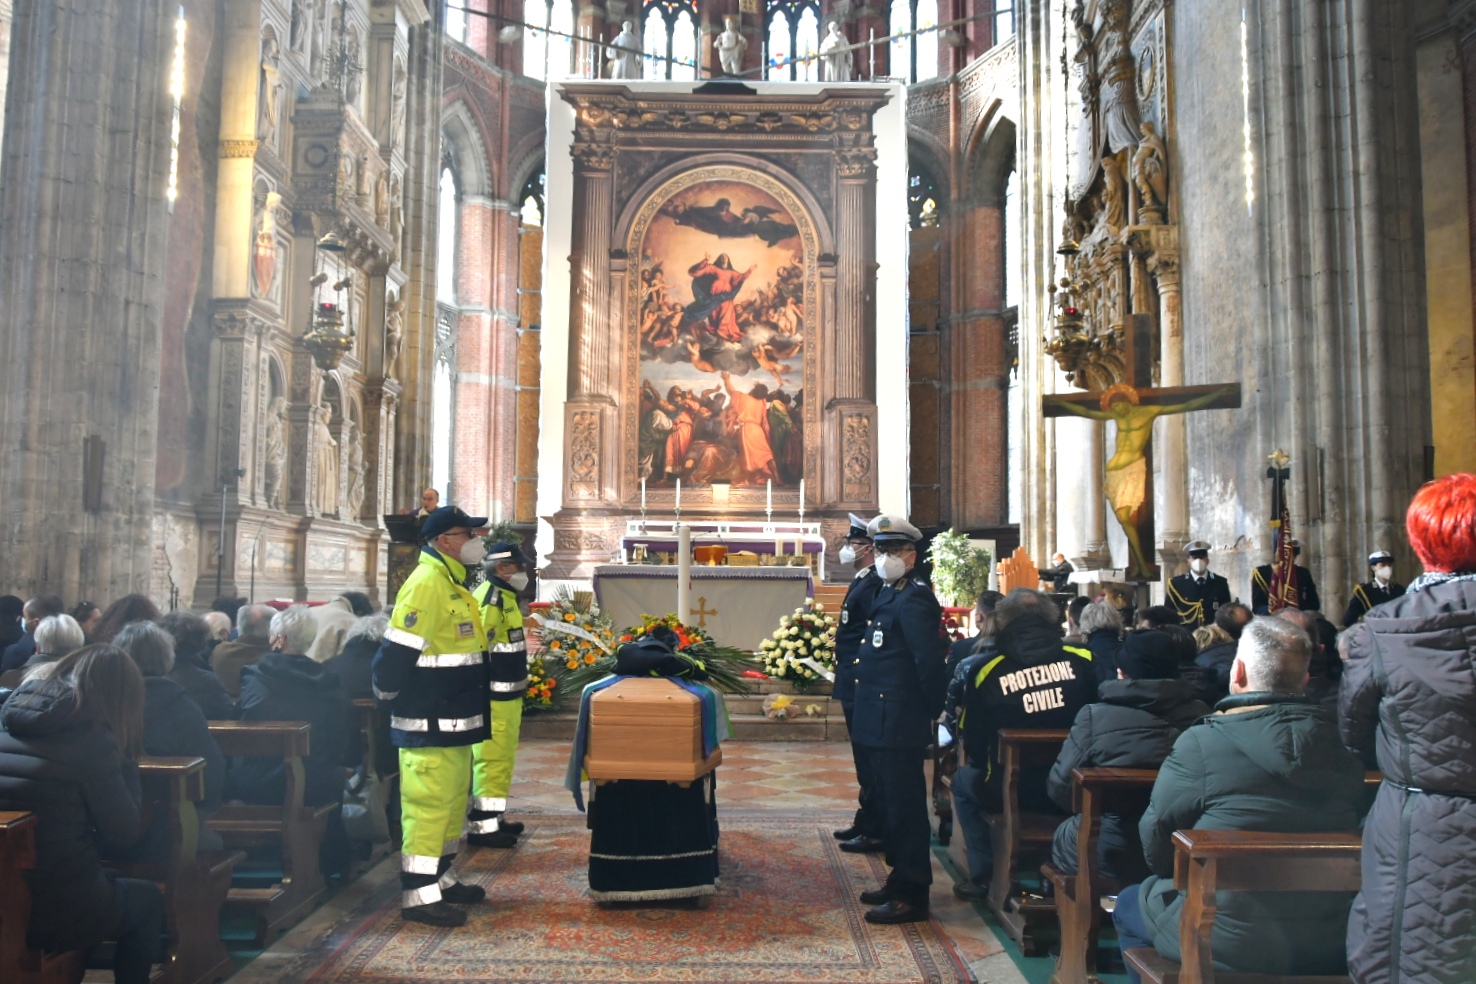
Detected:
[756,599,838,691]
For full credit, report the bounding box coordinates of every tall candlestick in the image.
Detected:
[766,479,772,516]
[641,478,647,512]
[677,523,692,625]
[675,477,681,513]
[798,479,805,521]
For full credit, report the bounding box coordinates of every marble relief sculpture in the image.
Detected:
[1101,154,1127,234]
[1132,121,1168,222]
[384,290,404,379]
[259,36,283,146]
[345,421,365,520]
[390,62,407,153]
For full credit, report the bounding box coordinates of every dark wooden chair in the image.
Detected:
[207,721,333,946]
[986,728,1071,956]
[1043,767,1158,984]
[1124,829,1363,984]
[0,811,86,984]
[118,756,242,984]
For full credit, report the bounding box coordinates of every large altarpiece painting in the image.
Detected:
[543,83,898,579]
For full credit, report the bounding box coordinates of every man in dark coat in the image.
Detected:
[1341,569,1476,983]
[159,610,235,720]
[957,588,1097,895]
[1192,601,1251,704]
[832,513,886,851]
[1113,617,1366,979]
[849,514,947,924]
[210,603,275,697]
[1166,540,1232,627]
[0,593,64,674]
[940,590,1003,902]
[1251,538,1321,613]
[1047,630,1209,883]
[1341,549,1405,626]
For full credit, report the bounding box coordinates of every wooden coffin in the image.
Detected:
[585,677,722,782]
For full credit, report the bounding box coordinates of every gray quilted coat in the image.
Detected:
[1341,579,1476,984]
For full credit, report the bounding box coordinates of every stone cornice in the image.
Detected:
[559,83,894,140]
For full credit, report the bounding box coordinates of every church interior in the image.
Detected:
[1,0,1474,982]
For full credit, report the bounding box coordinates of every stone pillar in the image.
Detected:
[0,0,176,599]
[1150,235,1186,553]
[829,145,880,511]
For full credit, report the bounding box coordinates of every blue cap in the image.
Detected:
[420,506,488,541]
[484,541,533,566]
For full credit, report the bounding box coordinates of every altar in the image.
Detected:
[593,565,812,651]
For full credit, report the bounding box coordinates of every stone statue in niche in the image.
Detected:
[290,0,311,52]
[390,62,407,153]
[384,290,404,378]
[259,36,283,146]
[608,21,641,79]
[1132,121,1169,223]
[337,149,355,193]
[389,175,404,252]
[344,421,365,520]
[1100,154,1127,234]
[345,29,363,106]
[715,16,747,76]
[314,403,339,517]
[1097,0,1142,154]
[356,152,371,204]
[374,171,388,227]
[819,22,853,82]
[263,396,289,510]
[252,191,282,299]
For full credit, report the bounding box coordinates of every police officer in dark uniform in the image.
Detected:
[1166,540,1232,627]
[833,514,887,851]
[1343,550,1405,626]
[850,515,947,924]
[1252,538,1322,613]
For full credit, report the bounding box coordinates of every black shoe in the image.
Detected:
[467,829,520,849]
[952,881,989,903]
[441,882,486,905]
[832,824,861,840]
[859,886,893,905]
[499,819,525,837]
[864,899,930,924]
[402,901,468,927]
[838,835,885,854]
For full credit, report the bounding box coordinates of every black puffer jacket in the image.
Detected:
[1046,678,1209,882]
[0,678,144,950]
[1192,640,1237,705]
[168,645,235,721]
[1135,692,1366,975]
[143,676,225,819]
[234,652,357,807]
[1341,579,1476,983]
[1085,628,1125,683]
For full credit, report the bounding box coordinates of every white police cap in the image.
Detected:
[867,514,922,544]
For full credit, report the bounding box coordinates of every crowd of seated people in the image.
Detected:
[0,590,384,982]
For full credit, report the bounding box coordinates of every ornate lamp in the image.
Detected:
[303,300,354,370]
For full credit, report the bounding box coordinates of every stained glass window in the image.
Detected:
[764,1,821,80]
[641,1,700,81]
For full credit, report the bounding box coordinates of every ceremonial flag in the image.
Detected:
[1267,485,1299,613]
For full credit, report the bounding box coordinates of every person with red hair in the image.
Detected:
[1340,473,1476,983]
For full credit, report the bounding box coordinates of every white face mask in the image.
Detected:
[1189,558,1209,575]
[507,571,530,592]
[838,545,858,565]
[875,553,907,583]
[457,538,487,566]
[1373,565,1393,583]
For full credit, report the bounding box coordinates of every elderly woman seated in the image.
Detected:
[112,621,226,854]
[0,613,87,689]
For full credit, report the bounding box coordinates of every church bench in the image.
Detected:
[0,811,86,984]
[344,699,398,877]
[111,756,241,984]
[206,721,333,946]
[1123,829,1363,984]
[986,728,1071,956]
[1043,766,1158,984]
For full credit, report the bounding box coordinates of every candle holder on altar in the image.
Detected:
[694,544,728,566]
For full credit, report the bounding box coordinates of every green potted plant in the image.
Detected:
[928,529,993,608]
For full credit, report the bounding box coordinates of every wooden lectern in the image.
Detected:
[383,515,422,604]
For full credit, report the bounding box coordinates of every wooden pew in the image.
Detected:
[1124,829,1363,984]
[1044,767,1158,984]
[986,728,1071,956]
[207,722,333,946]
[0,812,86,984]
[123,757,240,984]
[345,699,398,876]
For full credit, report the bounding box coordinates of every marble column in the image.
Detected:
[0,0,177,600]
[1150,239,1186,555]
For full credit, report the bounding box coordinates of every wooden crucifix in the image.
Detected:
[1043,314,1241,582]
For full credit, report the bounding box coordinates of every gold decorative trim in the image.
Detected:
[219,139,261,159]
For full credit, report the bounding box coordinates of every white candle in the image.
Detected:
[675,477,681,512]
[766,479,772,514]
[798,479,805,513]
[677,523,692,625]
[641,478,647,512]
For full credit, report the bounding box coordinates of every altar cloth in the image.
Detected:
[592,564,812,650]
